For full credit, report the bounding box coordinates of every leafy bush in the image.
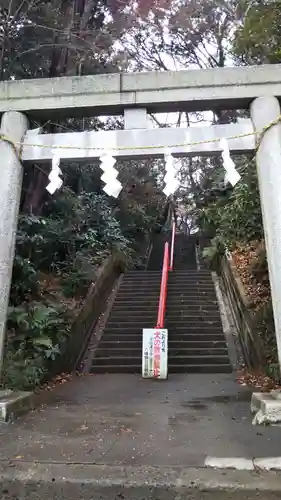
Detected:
[10,255,39,306]
[197,161,263,249]
[202,236,225,270]
[7,302,69,359]
[249,241,269,284]
[1,350,47,391]
[15,191,130,275]
[4,171,164,390]
[59,250,101,297]
[3,302,70,390]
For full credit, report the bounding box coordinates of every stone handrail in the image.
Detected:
[55,252,126,374]
[219,252,265,368]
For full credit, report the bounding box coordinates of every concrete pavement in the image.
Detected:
[1,373,281,464]
[1,373,281,497]
[2,462,281,500]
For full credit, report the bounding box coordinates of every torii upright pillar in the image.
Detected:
[251,96,281,376]
[0,111,29,376]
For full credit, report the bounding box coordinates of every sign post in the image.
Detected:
[142,328,168,379]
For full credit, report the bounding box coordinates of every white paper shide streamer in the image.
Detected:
[220,138,241,187]
[99,153,122,198]
[46,155,63,195]
[163,149,179,197]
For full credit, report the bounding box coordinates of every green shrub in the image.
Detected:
[202,236,225,270]
[3,302,70,390]
[1,350,47,391]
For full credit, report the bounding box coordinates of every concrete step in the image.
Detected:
[119,283,161,289]
[118,281,215,294]
[121,276,159,281]
[120,277,214,289]
[90,365,141,373]
[92,354,230,367]
[121,282,214,289]
[120,278,160,284]
[170,275,212,279]
[167,297,218,303]
[106,320,223,329]
[113,302,219,311]
[105,323,157,330]
[166,319,223,326]
[103,325,225,334]
[110,308,158,315]
[114,297,160,303]
[126,270,211,275]
[122,273,161,279]
[99,335,226,349]
[96,347,228,357]
[125,273,211,280]
[107,315,158,323]
[112,304,219,312]
[110,310,221,319]
[117,292,160,298]
[118,288,161,294]
[104,322,223,330]
[167,327,223,333]
[168,293,218,300]
[124,273,162,277]
[128,294,218,301]
[167,364,232,373]
[101,333,226,343]
[98,340,228,349]
[167,290,217,295]
[121,276,161,282]
[168,273,213,278]
[167,283,215,289]
[108,310,158,317]
[168,355,230,365]
[167,307,220,313]
[167,298,218,304]
[90,364,232,373]
[166,319,222,325]
[123,271,162,276]
[116,291,217,300]
[111,303,158,310]
[169,268,212,277]
[169,345,229,354]
[166,311,221,318]
[168,288,216,293]
[121,281,161,287]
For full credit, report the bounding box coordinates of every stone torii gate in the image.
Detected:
[1,63,281,376]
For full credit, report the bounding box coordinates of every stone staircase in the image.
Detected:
[90,271,161,373]
[173,232,198,270]
[90,233,232,374]
[166,270,231,373]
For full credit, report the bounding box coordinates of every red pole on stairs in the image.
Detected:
[169,221,176,271]
[155,241,169,329]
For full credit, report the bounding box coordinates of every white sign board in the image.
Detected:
[142,328,168,379]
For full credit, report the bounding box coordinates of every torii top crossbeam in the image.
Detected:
[0,64,281,118]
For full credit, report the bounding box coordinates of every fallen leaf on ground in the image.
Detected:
[237,368,280,392]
